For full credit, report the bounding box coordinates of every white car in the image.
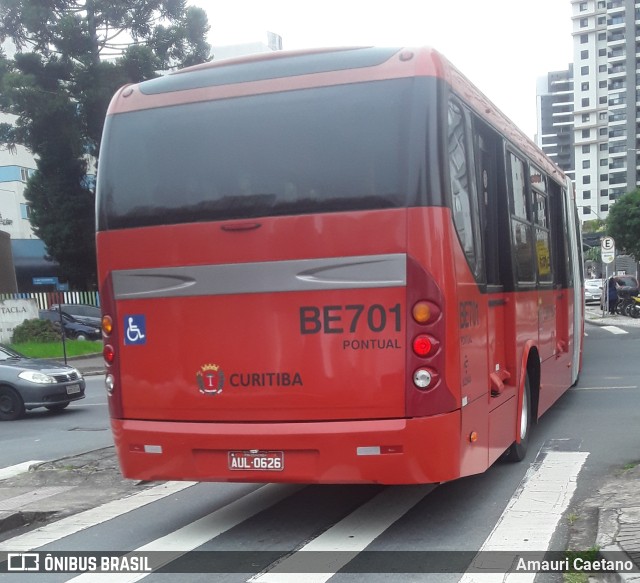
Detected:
[584,279,603,304]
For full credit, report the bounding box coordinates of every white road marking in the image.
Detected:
[0,481,196,552]
[65,483,302,583]
[0,486,74,511]
[249,484,435,583]
[573,385,637,391]
[458,451,589,583]
[601,325,628,335]
[0,461,43,481]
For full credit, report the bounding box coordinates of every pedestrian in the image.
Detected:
[607,277,618,314]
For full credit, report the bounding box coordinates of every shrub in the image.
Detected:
[11,318,61,344]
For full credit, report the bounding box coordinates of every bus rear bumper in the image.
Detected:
[111,413,464,485]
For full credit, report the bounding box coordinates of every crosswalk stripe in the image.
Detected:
[601,325,628,335]
[0,481,196,552]
[64,483,302,583]
[457,451,589,583]
[249,484,435,583]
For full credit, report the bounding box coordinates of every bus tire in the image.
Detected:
[503,375,531,463]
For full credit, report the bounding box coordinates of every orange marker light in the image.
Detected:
[412,301,431,324]
[102,315,113,336]
[469,432,478,443]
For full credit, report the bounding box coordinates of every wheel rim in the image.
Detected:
[0,394,14,414]
[519,387,529,440]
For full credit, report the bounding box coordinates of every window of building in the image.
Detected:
[599,81,607,89]
[600,159,608,166]
[582,113,590,122]
[582,145,591,153]
[600,204,608,212]
[581,83,590,91]
[601,189,608,197]
[598,17,605,25]
[580,34,589,44]
[581,66,589,75]
[20,168,30,182]
[597,1,605,8]
[599,143,608,151]
[583,160,591,169]
[600,174,608,182]
[581,50,589,59]
[583,206,592,215]
[599,96,607,104]
[20,203,32,219]
[583,176,591,184]
[579,2,587,10]
[581,98,590,107]
[598,32,606,40]
[583,191,591,199]
[582,129,590,138]
[599,65,606,73]
[580,18,588,27]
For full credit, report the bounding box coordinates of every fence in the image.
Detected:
[0,291,100,310]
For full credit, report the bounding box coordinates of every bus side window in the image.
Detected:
[447,99,483,282]
[508,152,535,284]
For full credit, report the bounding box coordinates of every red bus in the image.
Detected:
[96,47,584,485]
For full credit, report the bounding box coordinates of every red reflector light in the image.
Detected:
[103,344,115,365]
[412,335,433,356]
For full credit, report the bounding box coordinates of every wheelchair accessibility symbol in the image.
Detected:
[124,315,146,345]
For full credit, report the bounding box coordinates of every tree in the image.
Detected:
[0,0,211,288]
[606,189,640,259]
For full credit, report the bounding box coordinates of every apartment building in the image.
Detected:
[537,65,575,180]
[570,0,640,221]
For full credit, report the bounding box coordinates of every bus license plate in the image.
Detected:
[66,384,81,395]
[228,451,284,471]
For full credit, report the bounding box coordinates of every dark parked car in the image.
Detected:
[39,310,101,341]
[0,344,85,420]
[50,304,101,327]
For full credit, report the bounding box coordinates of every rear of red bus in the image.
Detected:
[96,47,482,484]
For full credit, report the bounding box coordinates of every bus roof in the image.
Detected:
[107,46,565,183]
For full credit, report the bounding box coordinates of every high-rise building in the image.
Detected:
[570,0,640,221]
[537,65,575,180]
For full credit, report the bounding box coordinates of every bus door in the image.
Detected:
[531,168,555,363]
[475,124,510,402]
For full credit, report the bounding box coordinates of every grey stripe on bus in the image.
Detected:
[112,254,407,299]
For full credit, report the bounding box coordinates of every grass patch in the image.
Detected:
[563,548,600,583]
[9,340,102,359]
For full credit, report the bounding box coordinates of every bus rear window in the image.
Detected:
[97,79,429,230]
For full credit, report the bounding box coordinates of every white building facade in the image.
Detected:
[571,0,640,221]
[0,112,37,239]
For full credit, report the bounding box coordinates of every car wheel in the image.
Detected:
[0,386,25,421]
[45,402,70,412]
[75,333,88,341]
[502,375,531,462]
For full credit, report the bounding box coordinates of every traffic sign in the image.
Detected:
[601,236,615,264]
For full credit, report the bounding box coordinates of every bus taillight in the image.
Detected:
[102,315,113,336]
[412,334,440,357]
[103,344,115,365]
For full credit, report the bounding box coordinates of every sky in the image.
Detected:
[196,0,574,140]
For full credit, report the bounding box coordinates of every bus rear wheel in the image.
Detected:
[503,375,531,462]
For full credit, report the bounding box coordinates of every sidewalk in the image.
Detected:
[582,304,640,581]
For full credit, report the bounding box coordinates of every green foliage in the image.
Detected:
[0,0,211,288]
[11,318,61,343]
[581,219,605,234]
[606,189,640,259]
[9,339,102,358]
